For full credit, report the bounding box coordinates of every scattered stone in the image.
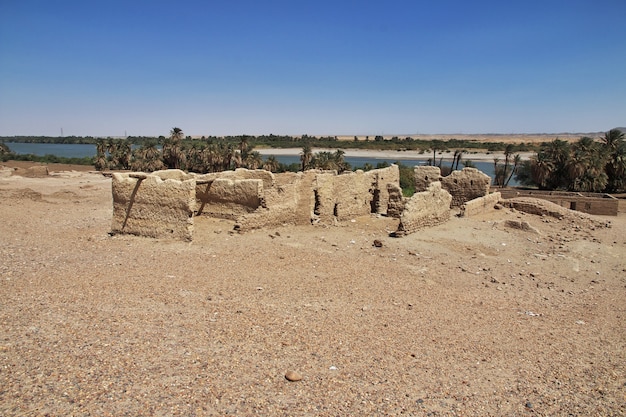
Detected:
[525,402,533,409]
[504,219,541,234]
[285,371,302,382]
[373,239,383,248]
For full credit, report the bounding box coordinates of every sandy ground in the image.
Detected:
[256,148,534,162]
[1,165,625,416]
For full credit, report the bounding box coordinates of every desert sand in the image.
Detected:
[1,164,625,416]
[256,148,535,162]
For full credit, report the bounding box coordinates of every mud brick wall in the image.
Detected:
[395,182,452,236]
[498,189,618,216]
[460,192,501,217]
[413,167,491,208]
[111,170,195,241]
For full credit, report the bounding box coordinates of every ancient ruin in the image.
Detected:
[109,164,504,241]
[498,189,619,216]
[111,170,195,241]
[111,166,414,240]
[393,182,452,237]
[414,166,491,207]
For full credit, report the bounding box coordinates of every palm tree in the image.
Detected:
[300,143,313,171]
[452,149,465,170]
[539,139,570,189]
[492,157,502,186]
[504,154,521,187]
[333,149,350,172]
[530,153,554,189]
[95,139,108,171]
[601,129,626,192]
[263,155,280,172]
[132,142,165,172]
[312,151,336,170]
[501,144,514,185]
[162,128,186,170]
[239,136,250,160]
[430,140,443,166]
[244,151,263,170]
[170,127,184,142]
[116,140,132,170]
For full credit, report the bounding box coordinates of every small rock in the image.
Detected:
[285,371,302,382]
[525,402,533,409]
[373,239,383,248]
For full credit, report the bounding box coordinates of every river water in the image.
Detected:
[4,142,511,184]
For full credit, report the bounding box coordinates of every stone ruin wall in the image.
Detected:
[234,166,400,231]
[109,164,502,240]
[111,166,401,239]
[460,191,502,217]
[413,166,491,208]
[394,182,452,236]
[111,170,196,241]
[498,189,619,216]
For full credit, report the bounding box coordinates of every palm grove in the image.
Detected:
[92,128,626,193]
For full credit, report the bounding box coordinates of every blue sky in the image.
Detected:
[1,0,624,137]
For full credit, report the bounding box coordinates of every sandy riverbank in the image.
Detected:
[256,148,535,161]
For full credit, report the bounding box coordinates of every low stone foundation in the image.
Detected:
[459,192,502,217]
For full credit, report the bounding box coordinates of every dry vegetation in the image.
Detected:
[1,163,625,416]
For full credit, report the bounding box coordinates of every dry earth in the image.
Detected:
[1,164,625,416]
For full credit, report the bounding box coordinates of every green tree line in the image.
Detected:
[513,129,626,193]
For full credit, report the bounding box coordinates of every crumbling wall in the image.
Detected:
[459,192,501,217]
[235,171,318,231]
[234,166,399,232]
[413,166,442,192]
[498,189,619,216]
[111,170,195,241]
[394,182,452,237]
[195,178,264,219]
[368,165,400,215]
[386,183,405,218]
[413,166,490,207]
[313,171,372,224]
[110,165,402,238]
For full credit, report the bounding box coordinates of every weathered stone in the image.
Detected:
[386,183,405,218]
[111,171,195,241]
[413,166,491,207]
[285,371,302,382]
[504,220,541,234]
[21,165,49,178]
[459,192,501,217]
[234,166,399,232]
[394,182,452,237]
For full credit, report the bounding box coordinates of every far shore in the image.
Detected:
[256,147,534,161]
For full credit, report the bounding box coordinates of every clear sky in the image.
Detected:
[1,0,625,137]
